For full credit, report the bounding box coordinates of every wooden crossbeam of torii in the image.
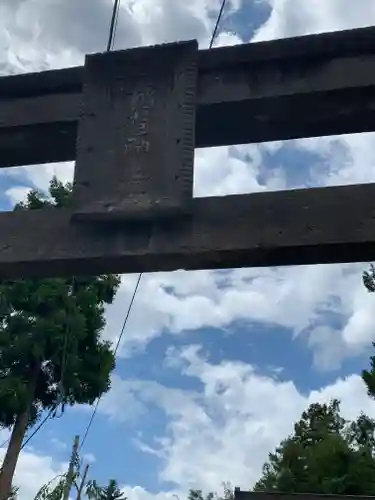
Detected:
[233,489,375,500]
[1,26,375,278]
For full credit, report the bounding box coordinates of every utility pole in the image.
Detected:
[63,435,79,500]
[75,463,89,500]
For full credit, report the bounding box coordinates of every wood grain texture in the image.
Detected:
[2,26,375,166]
[73,40,197,221]
[1,183,375,279]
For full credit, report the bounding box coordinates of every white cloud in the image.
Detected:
[103,347,375,493]
[0,0,241,78]
[4,186,30,205]
[254,0,375,41]
[100,374,201,424]
[49,436,68,453]
[3,1,375,498]
[83,452,96,464]
[194,146,264,197]
[0,2,248,495]
[2,162,75,198]
[121,485,179,500]
[102,261,373,373]
[13,453,66,500]
[3,0,374,375]
[0,0,374,384]
[0,442,66,500]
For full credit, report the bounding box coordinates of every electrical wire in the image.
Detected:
[20,406,56,451]
[112,2,121,51]
[0,438,9,450]
[80,0,229,454]
[0,310,69,463]
[0,408,55,453]
[209,0,228,49]
[2,300,73,459]
[0,1,135,478]
[79,274,142,451]
[0,0,227,465]
[106,0,121,51]
[78,0,142,452]
[0,267,141,462]
[53,319,71,419]
[1,0,140,457]
[6,0,228,459]
[0,340,67,462]
[0,406,57,473]
[0,0,127,463]
[79,0,229,453]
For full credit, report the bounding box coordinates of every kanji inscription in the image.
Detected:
[73,40,198,222]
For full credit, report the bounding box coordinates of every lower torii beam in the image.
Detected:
[1,183,375,279]
[233,490,375,500]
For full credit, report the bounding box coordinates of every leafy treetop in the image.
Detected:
[0,177,121,429]
[254,399,375,495]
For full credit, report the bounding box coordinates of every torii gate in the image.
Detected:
[0,25,375,279]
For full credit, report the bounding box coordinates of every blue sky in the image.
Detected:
[2,1,375,499]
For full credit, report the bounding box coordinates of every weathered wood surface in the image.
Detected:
[1,26,375,166]
[1,183,375,279]
[73,41,197,221]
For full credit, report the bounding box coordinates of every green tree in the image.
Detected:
[86,479,126,500]
[254,399,375,494]
[0,178,120,499]
[362,264,375,398]
[33,436,80,500]
[33,475,66,500]
[6,486,18,500]
[188,489,211,500]
[188,483,233,500]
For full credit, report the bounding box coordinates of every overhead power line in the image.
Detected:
[106,0,121,51]
[0,0,133,460]
[24,0,228,457]
[79,274,142,451]
[0,406,56,473]
[20,407,56,451]
[78,0,142,452]
[1,0,228,462]
[209,0,228,49]
[80,0,230,454]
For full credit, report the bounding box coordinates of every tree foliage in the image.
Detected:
[362,264,375,399]
[188,482,234,500]
[0,178,121,496]
[33,474,66,500]
[254,399,375,494]
[6,486,18,500]
[86,479,126,500]
[0,178,120,425]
